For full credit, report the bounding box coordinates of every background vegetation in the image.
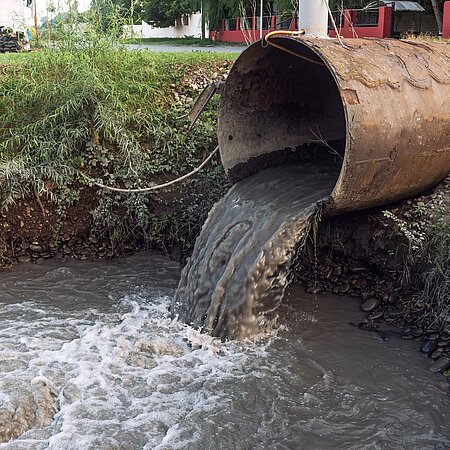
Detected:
[400,208,450,332]
[89,0,445,31]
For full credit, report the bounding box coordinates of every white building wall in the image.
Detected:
[0,0,32,31]
[124,13,207,39]
[124,23,144,38]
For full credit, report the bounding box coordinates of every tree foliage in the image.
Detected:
[143,0,198,27]
[91,0,142,25]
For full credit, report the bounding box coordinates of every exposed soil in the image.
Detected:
[1,186,96,242]
[0,185,140,267]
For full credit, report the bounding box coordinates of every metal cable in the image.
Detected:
[80,145,220,193]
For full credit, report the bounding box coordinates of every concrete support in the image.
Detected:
[299,0,329,37]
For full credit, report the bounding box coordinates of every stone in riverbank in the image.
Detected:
[2,234,142,267]
[430,357,450,374]
[361,298,379,312]
[421,340,438,355]
[29,243,43,253]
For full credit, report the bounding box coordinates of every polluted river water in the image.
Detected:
[174,163,341,339]
[0,253,449,449]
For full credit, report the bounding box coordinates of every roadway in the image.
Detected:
[125,43,247,53]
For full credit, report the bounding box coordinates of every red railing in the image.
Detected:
[443,1,450,39]
[329,6,392,38]
[210,14,297,43]
[211,6,393,43]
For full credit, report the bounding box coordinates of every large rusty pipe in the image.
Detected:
[218,38,450,213]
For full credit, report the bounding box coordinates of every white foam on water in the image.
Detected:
[0,294,275,449]
[1,257,450,450]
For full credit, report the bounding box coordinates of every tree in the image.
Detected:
[143,0,198,27]
[202,0,240,30]
[91,0,142,25]
[204,0,292,30]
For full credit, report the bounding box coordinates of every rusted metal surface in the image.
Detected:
[218,37,450,213]
[179,81,224,131]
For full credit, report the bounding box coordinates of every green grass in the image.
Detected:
[388,200,450,332]
[408,217,450,331]
[0,47,236,252]
[0,52,36,63]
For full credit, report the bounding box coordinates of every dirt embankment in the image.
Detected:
[0,51,234,268]
[0,186,122,266]
[294,175,450,382]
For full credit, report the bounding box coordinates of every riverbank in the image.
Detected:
[0,49,234,266]
[294,175,450,380]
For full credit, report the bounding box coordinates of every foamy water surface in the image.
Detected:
[0,254,449,449]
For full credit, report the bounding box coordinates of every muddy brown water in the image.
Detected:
[174,163,341,339]
[0,254,449,449]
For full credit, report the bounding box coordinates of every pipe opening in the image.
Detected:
[218,38,347,184]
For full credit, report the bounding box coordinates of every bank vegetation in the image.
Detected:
[0,43,234,265]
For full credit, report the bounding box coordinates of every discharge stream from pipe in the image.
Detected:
[174,162,340,339]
